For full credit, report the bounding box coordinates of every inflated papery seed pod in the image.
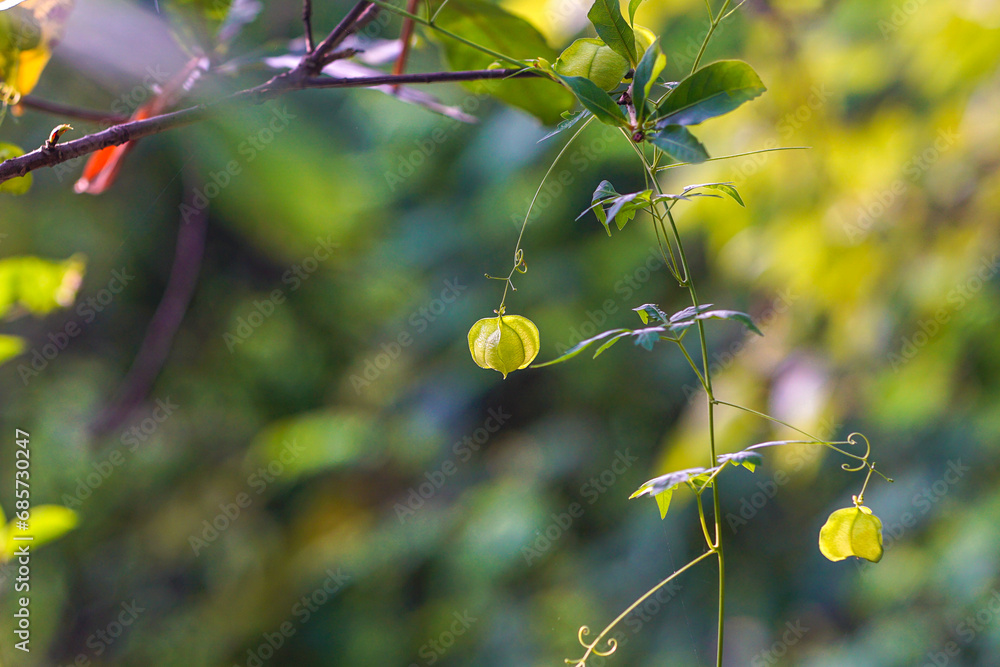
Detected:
[468,314,539,378]
[818,504,884,563]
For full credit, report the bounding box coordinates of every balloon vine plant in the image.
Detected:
[464,1,893,665]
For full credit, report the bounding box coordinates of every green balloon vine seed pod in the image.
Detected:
[468,314,540,379]
[818,505,884,563]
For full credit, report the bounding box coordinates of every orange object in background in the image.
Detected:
[74,57,205,195]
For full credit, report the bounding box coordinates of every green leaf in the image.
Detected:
[631,467,715,518]
[632,41,666,123]
[627,0,646,25]
[694,309,762,335]
[0,254,86,318]
[654,59,766,127]
[592,332,628,357]
[669,304,714,322]
[557,74,628,127]
[433,0,574,125]
[532,328,630,367]
[632,303,669,325]
[538,110,591,143]
[0,143,32,195]
[647,125,709,164]
[586,0,637,66]
[0,334,24,366]
[553,37,629,91]
[3,505,78,559]
[633,326,662,350]
[703,183,745,206]
[819,505,884,563]
[717,450,764,472]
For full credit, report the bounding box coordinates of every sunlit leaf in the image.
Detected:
[654,59,765,127]
[632,303,669,325]
[586,0,637,65]
[3,504,78,560]
[717,450,764,472]
[538,109,591,143]
[0,254,85,317]
[554,37,628,91]
[433,0,574,125]
[0,334,24,365]
[557,74,627,127]
[0,143,32,194]
[632,41,666,123]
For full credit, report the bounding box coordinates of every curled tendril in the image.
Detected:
[565,625,619,666]
[840,433,871,472]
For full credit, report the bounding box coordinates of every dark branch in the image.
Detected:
[303,0,315,52]
[301,0,372,74]
[89,180,209,437]
[0,68,542,184]
[18,96,128,124]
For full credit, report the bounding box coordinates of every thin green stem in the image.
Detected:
[654,146,810,172]
[567,550,715,666]
[694,486,714,549]
[690,0,732,74]
[673,340,708,392]
[495,115,596,309]
[713,399,821,441]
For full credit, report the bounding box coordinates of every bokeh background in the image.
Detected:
[2,0,1000,665]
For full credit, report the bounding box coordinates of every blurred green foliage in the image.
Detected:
[1,0,1000,665]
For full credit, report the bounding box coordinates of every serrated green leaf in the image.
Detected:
[654,488,672,519]
[633,326,662,351]
[647,125,709,164]
[0,143,32,195]
[434,0,574,124]
[654,59,765,127]
[558,74,628,127]
[593,331,629,358]
[587,0,637,66]
[633,303,669,325]
[717,450,764,472]
[630,467,710,500]
[532,328,630,368]
[632,41,666,123]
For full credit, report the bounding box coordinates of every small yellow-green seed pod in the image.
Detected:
[468,314,540,378]
[818,505,884,563]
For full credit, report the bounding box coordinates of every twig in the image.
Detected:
[89,180,209,437]
[300,0,372,74]
[0,68,540,184]
[303,0,315,52]
[18,96,128,124]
